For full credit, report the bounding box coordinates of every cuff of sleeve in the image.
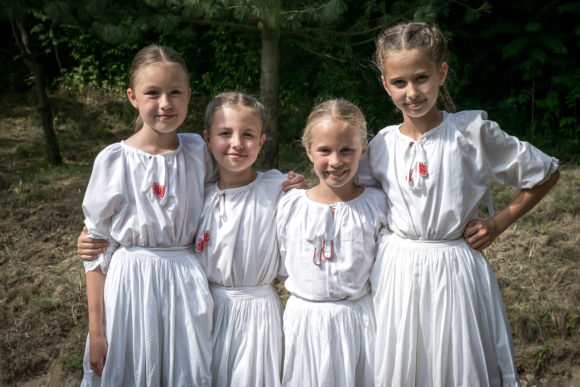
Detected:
[83,252,111,274]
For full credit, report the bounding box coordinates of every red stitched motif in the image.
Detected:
[203,230,211,245]
[419,162,428,177]
[195,238,204,253]
[152,182,165,199]
[313,241,334,266]
[406,169,413,183]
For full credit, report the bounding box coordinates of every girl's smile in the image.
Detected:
[381,48,447,138]
[204,106,266,189]
[127,62,191,135]
[306,119,367,203]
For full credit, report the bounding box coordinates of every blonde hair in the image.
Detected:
[204,91,265,133]
[374,22,456,113]
[129,45,189,131]
[302,99,367,150]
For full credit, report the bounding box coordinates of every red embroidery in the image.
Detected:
[407,169,413,183]
[313,240,334,266]
[419,162,428,177]
[203,230,211,245]
[195,238,204,253]
[152,182,165,199]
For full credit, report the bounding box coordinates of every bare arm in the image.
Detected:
[86,268,108,376]
[464,170,560,250]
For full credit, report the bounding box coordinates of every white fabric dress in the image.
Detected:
[357,110,559,387]
[277,188,388,387]
[81,133,218,387]
[195,170,287,387]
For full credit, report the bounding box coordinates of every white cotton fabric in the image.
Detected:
[80,133,217,386]
[195,170,287,387]
[357,110,558,387]
[277,188,388,387]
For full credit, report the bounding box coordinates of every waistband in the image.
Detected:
[119,245,193,257]
[210,283,275,300]
[289,292,372,307]
[380,231,468,249]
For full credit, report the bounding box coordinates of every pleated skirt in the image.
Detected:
[210,283,283,387]
[282,293,375,387]
[81,246,213,387]
[372,231,520,387]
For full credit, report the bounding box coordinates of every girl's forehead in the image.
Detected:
[133,62,188,83]
[383,49,437,73]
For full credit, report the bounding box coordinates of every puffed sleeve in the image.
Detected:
[355,133,383,188]
[82,144,125,274]
[457,111,559,189]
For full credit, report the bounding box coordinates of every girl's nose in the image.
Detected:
[231,134,243,148]
[407,83,419,98]
[329,153,341,166]
[160,94,172,109]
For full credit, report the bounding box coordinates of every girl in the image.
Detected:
[358,22,559,386]
[81,45,215,386]
[194,91,300,386]
[277,99,388,387]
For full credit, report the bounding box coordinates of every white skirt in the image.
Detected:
[81,246,213,387]
[282,293,375,387]
[372,231,520,387]
[210,283,283,387]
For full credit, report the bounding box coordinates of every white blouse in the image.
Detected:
[356,110,559,240]
[82,133,217,273]
[277,188,388,301]
[194,170,287,287]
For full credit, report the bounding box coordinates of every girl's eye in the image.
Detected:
[219,132,231,137]
[171,90,182,95]
[392,80,405,87]
[341,148,353,153]
[145,90,159,96]
[416,75,428,82]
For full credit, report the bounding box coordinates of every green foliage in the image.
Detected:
[533,344,553,374]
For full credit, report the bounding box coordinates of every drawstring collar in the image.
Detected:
[404,139,429,191]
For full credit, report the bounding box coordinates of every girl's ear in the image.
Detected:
[202,130,211,148]
[380,76,391,96]
[305,145,314,163]
[127,88,138,108]
[439,62,448,86]
[259,134,266,147]
[360,141,368,160]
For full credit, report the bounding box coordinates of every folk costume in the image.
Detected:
[81,133,217,386]
[277,188,388,387]
[195,170,287,387]
[357,111,558,387]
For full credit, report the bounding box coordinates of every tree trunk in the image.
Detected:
[257,27,280,169]
[10,19,62,166]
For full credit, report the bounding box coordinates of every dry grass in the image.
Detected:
[0,90,578,385]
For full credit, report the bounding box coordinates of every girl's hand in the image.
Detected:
[283,171,307,192]
[89,333,108,377]
[463,218,500,251]
[78,227,109,261]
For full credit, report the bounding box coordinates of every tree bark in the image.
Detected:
[257,27,280,169]
[10,19,62,166]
